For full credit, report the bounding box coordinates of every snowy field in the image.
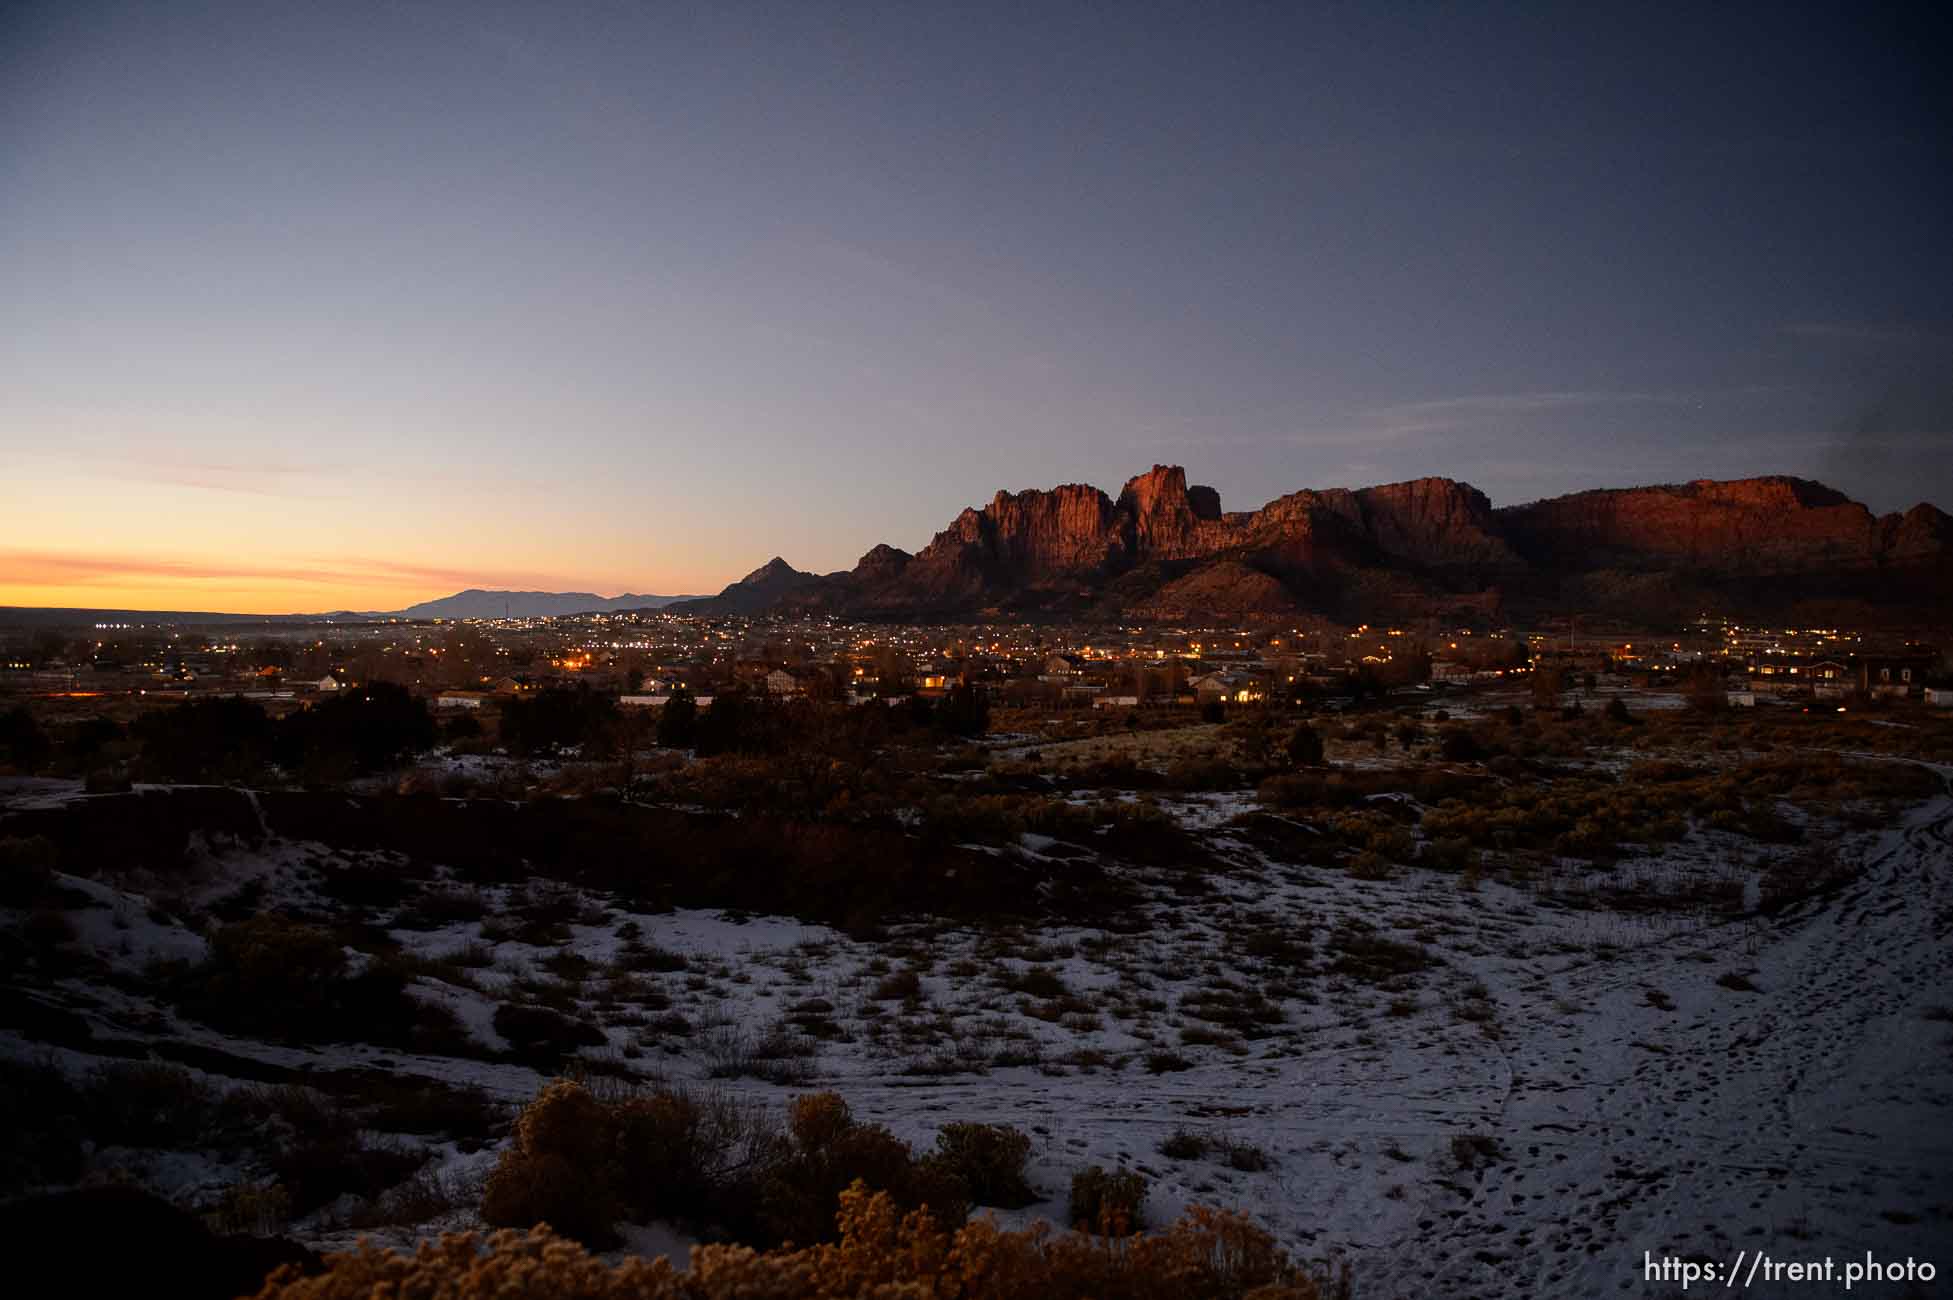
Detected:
[3,746,1950,1297]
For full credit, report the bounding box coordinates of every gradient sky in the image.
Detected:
[4,1,1949,612]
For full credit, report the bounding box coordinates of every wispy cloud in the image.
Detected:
[1781,322,1953,348]
[1221,389,1697,448]
[1372,390,1679,418]
[102,457,343,499]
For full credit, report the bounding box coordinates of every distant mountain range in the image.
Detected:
[668,467,1951,626]
[0,589,703,628]
[392,589,702,620]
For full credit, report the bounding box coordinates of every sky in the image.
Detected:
[2,1,1949,613]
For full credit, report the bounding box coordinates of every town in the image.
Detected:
[6,610,1949,737]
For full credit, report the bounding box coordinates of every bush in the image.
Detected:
[183,918,350,1036]
[869,968,922,1002]
[0,707,51,772]
[935,682,990,738]
[1449,1134,1504,1171]
[500,687,620,757]
[179,918,464,1051]
[86,1063,215,1148]
[609,1086,779,1228]
[656,691,698,748]
[0,835,56,906]
[262,1184,1339,1299]
[1159,1129,1208,1160]
[282,682,436,776]
[0,1059,86,1192]
[1285,724,1324,767]
[760,1092,969,1247]
[480,1080,619,1247]
[133,697,273,782]
[1069,1164,1147,1234]
[931,1122,1036,1209]
[492,1003,607,1070]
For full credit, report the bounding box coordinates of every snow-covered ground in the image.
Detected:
[3,757,1949,1295]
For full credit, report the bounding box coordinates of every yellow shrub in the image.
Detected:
[254,1183,1344,1300]
[479,1079,619,1247]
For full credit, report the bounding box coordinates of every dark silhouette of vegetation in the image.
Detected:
[281,682,436,776]
[170,915,465,1051]
[657,689,698,747]
[125,685,434,783]
[933,682,990,737]
[133,698,274,782]
[1285,723,1324,767]
[500,686,619,756]
[695,689,764,757]
[492,1003,606,1070]
[0,707,50,773]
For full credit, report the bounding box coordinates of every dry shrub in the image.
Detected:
[0,834,56,906]
[760,1092,969,1247]
[931,1122,1036,1209]
[1068,1164,1147,1234]
[480,1080,619,1247]
[256,1183,1342,1300]
[87,1062,216,1147]
[608,1085,777,1229]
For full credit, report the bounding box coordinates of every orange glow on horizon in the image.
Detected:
[0,548,722,616]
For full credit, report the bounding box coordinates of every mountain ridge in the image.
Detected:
[669,468,1950,624]
[393,589,703,620]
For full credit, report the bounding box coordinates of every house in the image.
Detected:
[1925,687,1953,708]
[313,674,343,693]
[1429,659,1470,682]
[1192,672,1265,705]
[1726,690,1756,708]
[1093,694,1141,710]
[435,692,484,710]
[1189,673,1228,703]
[1038,654,1078,683]
[1860,656,1934,698]
[765,669,800,696]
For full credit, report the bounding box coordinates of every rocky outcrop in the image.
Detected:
[923,484,1131,579]
[849,544,912,583]
[1355,478,1524,572]
[1879,502,1953,564]
[1125,560,1299,622]
[679,469,1945,623]
[1496,477,1892,576]
[668,557,821,615]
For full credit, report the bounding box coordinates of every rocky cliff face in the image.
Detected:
[678,469,1946,622]
[1355,478,1524,572]
[1496,477,1898,576]
[904,484,1132,586]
